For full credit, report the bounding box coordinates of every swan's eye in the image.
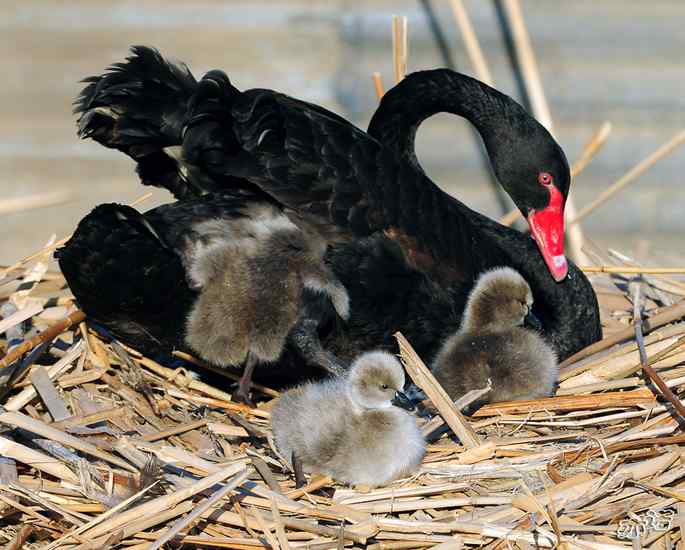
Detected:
[381,384,389,390]
[538,172,553,186]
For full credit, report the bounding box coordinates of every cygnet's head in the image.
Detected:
[461,267,536,333]
[347,351,414,411]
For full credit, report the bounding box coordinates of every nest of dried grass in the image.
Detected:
[1,236,685,550]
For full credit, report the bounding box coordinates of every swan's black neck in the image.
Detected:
[363,70,532,284]
[363,70,600,358]
[368,70,527,173]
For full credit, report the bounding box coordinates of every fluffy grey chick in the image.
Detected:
[183,205,350,404]
[271,351,425,487]
[431,267,557,406]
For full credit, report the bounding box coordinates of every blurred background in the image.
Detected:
[1,0,684,265]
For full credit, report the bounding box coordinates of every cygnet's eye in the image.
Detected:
[380,384,389,390]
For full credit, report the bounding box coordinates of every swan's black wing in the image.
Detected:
[74,46,206,199]
[73,47,477,284]
[183,82,478,283]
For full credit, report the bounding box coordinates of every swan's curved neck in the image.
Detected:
[367,70,520,172]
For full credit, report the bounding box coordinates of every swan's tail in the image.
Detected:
[56,203,189,354]
[74,46,201,199]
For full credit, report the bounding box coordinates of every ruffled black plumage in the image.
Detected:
[68,46,602,366]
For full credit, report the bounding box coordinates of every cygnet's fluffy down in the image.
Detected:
[183,204,350,401]
[431,267,557,405]
[271,351,425,487]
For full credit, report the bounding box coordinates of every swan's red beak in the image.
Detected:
[526,185,568,282]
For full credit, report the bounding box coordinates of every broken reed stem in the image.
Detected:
[570,130,685,225]
[372,72,385,100]
[581,266,685,274]
[632,281,685,421]
[147,469,251,550]
[472,387,655,417]
[392,15,407,83]
[448,0,493,85]
[82,462,248,540]
[172,350,279,398]
[44,482,163,550]
[394,332,482,448]
[422,381,492,437]
[560,300,685,368]
[0,309,85,370]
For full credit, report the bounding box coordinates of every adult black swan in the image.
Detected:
[66,46,600,366]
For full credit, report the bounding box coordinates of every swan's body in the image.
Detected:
[431,267,558,405]
[67,46,601,373]
[271,351,424,487]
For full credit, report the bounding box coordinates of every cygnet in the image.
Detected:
[431,267,557,406]
[271,351,425,487]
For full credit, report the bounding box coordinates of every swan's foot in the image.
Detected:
[292,452,306,488]
[232,355,257,407]
[289,317,348,377]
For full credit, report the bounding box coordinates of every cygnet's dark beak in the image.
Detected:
[391,390,415,411]
[524,310,543,331]
[404,383,427,403]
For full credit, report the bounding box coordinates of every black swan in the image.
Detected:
[64,46,600,370]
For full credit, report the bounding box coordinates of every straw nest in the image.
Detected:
[2,5,685,547]
[1,238,685,550]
